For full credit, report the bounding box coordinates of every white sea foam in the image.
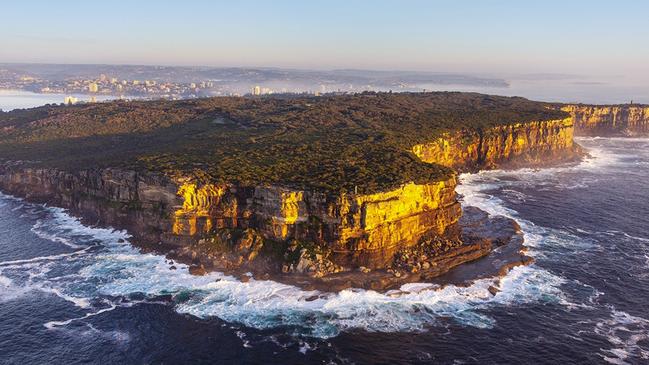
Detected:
[44,304,118,329]
[40,287,91,308]
[0,248,90,267]
[0,266,63,304]
[457,149,603,255]
[621,233,649,244]
[0,273,30,303]
[31,219,84,249]
[500,188,530,203]
[235,330,253,348]
[298,339,316,354]
[596,308,649,364]
[58,323,131,345]
[11,204,24,211]
[2,187,570,339]
[82,251,567,337]
[0,191,24,202]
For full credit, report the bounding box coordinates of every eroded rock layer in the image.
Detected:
[0,164,460,269]
[412,117,579,170]
[563,105,649,136]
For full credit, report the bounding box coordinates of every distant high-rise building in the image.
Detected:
[88,83,99,93]
[64,96,78,105]
[252,85,261,95]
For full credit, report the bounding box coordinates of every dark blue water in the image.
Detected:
[1,137,648,364]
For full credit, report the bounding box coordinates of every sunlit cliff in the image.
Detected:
[412,118,577,169]
[563,105,649,136]
[169,177,460,268]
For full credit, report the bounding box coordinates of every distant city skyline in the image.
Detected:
[1,0,648,82]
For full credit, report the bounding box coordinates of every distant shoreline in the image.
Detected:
[0,89,119,111]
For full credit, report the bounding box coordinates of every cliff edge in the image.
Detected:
[563,104,649,136]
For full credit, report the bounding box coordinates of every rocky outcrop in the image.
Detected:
[563,105,649,136]
[167,177,462,269]
[412,117,580,170]
[0,163,461,270]
[0,165,179,243]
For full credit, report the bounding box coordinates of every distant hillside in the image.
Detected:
[0,63,508,88]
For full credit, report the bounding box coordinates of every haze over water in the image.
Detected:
[430,77,649,105]
[0,90,114,111]
[1,76,646,112]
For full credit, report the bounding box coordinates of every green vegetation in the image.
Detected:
[0,92,567,194]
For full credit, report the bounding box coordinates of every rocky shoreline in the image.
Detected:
[159,205,529,292]
[0,180,531,292]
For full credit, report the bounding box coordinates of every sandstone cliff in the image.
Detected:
[0,164,460,270]
[563,105,649,136]
[0,166,179,244]
[412,118,579,170]
[172,178,461,268]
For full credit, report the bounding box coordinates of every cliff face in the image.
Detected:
[563,105,649,136]
[0,166,179,244]
[164,177,461,268]
[0,164,460,269]
[412,118,579,170]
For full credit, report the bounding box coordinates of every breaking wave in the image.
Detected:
[596,308,649,364]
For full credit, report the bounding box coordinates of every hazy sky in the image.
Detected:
[1,0,648,78]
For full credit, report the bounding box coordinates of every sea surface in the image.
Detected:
[0,90,116,111]
[422,77,649,105]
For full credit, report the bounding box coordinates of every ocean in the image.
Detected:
[0,90,116,111]
[1,95,648,364]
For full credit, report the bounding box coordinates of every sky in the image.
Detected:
[1,0,648,79]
